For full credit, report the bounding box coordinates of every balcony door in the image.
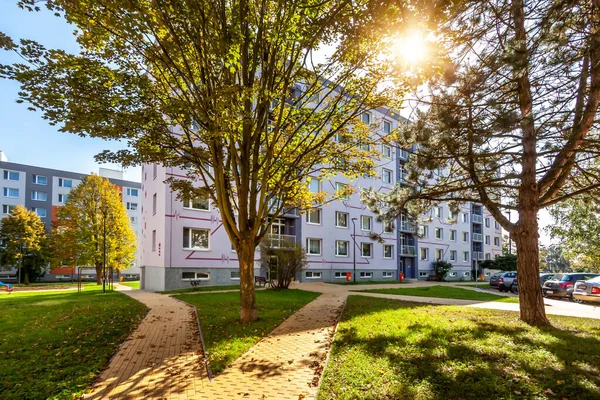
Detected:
[270,218,285,236]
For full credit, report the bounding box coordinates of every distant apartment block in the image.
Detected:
[0,151,141,281]
[139,109,502,292]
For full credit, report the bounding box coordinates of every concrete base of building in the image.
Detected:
[140,266,260,292]
[297,269,400,283]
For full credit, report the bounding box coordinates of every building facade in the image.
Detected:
[138,110,503,292]
[0,152,142,281]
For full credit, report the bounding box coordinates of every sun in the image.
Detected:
[393,32,430,65]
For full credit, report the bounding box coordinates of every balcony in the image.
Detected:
[473,251,484,260]
[472,233,483,242]
[400,245,416,256]
[399,221,417,233]
[399,149,410,160]
[266,234,296,249]
[472,214,483,223]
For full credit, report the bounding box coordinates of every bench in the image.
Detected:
[255,276,267,287]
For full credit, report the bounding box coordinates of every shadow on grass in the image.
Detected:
[319,296,600,400]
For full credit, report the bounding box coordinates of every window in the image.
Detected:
[335,211,349,228]
[182,272,210,281]
[3,171,19,181]
[450,250,457,262]
[152,194,157,215]
[125,202,137,211]
[449,272,457,277]
[335,240,349,257]
[335,182,349,200]
[433,207,442,218]
[361,215,372,231]
[2,204,15,215]
[485,235,490,245]
[359,142,371,151]
[58,194,67,204]
[462,232,469,242]
[485,218,490,227]
[32,174,47,185]
[360,271,373,278]
[127,188,139,196]
[435,248,443,260]
[230,271,240,280]
[435,227,443,240]
[461,213,468,223]
[382,144,392,158]
[485,253,491,260]
[3,188,19,198]
[31,207,46,218]
[31,191,47,201]
[383,221,394,234]
[153,164,157,179]
[419,225,429,238]
[361,242,372,258]
[152,230,157,252]
[306,238,322,255]
[383,271,394,278]
[383,244,393,259]
[448,210,457,220]
[494,237,500,246]
[308,179,320,193]
[361,113,371,124]
[130,216,137,224]
[58,178,73,188]
[305,271,322,279]
[419,271,428,278]
[184,194,210,211]
[463,271,470,277]
[183,227,210,250]
[383,120,391,134]
[334,272,350,279]
[495,221,500,229]
[382,169,392,184]
[306,208,322,224]
[450,230,457,241]
[420,248,429,260]
[463,251,469,262]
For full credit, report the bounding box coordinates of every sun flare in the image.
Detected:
[393,32,430,65]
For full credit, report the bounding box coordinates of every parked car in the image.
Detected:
[489,273,503,289]
[491,271,517,292]
[510,273,557,294]
[539,273,556,287]
[542,273,600,301]
[572,276,600,304]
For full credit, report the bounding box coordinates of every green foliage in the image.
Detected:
[260,241,307,289]
[431,260,452,280]
[481,253,517,272]
[175,289,319,374]
[541,244,572,273]
[0,286,147,399]
[320,296,600,399]
[357,285,518,302]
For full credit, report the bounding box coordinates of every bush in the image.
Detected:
[432,260,453,281]
[260,241,307,289]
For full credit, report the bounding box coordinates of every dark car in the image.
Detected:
[542,273,600,301]
[509,273,555,294]
[491,271,517,292]
[539,273,556,286]
[489,273,503,289]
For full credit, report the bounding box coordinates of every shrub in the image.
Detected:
[432,260,453,281]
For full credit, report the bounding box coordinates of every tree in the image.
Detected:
[259,241,307,289]
[431,260,452,281]
[0,205,46,284]
[362,0,600,326]
[481,253,517,272]
[53,174,137,285]
[541,244,572,273]
[0,0,430,321]
[548,196,600,272]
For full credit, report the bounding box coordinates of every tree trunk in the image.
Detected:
[239,242,258,322]
[515,210,549,326]
[95,262,102,285]
[24,271,30,285]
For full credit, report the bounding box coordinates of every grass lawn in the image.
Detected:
[175,289,319,374]
[357,285,519,303]
[120,281,140,289]
[159,284,241,294]
[330,280,410,286]
[0,285,147,400]
[320,296,600,400]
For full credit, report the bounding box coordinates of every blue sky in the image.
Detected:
[0,2,141,182]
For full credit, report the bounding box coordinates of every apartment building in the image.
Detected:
[0,152,141,281]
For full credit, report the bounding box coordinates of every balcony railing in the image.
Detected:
[472,233,483,242]
[473,251,484,260]
[472,214,483,223]
[400,245,416,256]
[399,221,417,233]
[399,149,410,160]
[266,234,296,249]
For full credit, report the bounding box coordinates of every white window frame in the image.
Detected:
[420,248,429,261]
[435,248,443,260]
[127,202,138,211]
[435,227,443,240]
[182,272,210,281]
[383,120,391,134]
[126,188,139,196]
[58,178,73,188]
[184,194,210,211]
[152,193,157,215]
[3,188,19,198]
[382,169,392,184]
[230,271,240,280]
[335,182,349,200]
[485,235,490,245]
[419,225,429,238]
[450,230,456,241]
[335,211,349,228]
[382,271,394,278]
[183,227,210,250]
[58,194,67,204]
[361,112,371,125]
[32,174,47,185]
[305,271,322,279]
[335,240,349,257]
[494,237,500,246]
[462,232,469,243]
[485,218,490,227]
[434,207,442,218]
[306,208,322,225]
[31,191,47,201]
[360,271,373,279]
[485,253,491,260]
[360,242,373,258]
[463,271,470,277]
[383,244,393,259]
[383,221,394,234]
[382,144,392,158]
[450,250,457,262]
[463,251,469,262]
[2,204,15,215]
[152,230,157,252]
[32,207,46,218]
[3,170,19,181]
[449,272,457,277]
[334,271,350,279]
[419,271,428,278]
[308,178,320,193]
[360,215,372,231]
[306,238,322,256]
[495,221,500,229]
[461,213,468,223]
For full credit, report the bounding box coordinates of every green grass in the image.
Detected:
[159,284,241,294]
[320,296,600,400]
[175,289,319,374]
[357,285,519,303]
[330,280,410,285]
[120,281,140,289]
[456,283,493,288]
[0,285,147,400]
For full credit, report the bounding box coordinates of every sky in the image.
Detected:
[0,2,554,244]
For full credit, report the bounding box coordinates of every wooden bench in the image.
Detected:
[255,276,267,287]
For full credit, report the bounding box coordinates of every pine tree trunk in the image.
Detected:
[515,210,549,326]
[95,262,103,285]
[239,242,258,322]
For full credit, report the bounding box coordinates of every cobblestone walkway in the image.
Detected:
[85,290,207,399]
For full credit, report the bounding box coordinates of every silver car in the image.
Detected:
[573,276,600,304]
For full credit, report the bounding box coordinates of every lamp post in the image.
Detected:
[351,218,357,283]
[507,210,512,254]
[100,205,109,294]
